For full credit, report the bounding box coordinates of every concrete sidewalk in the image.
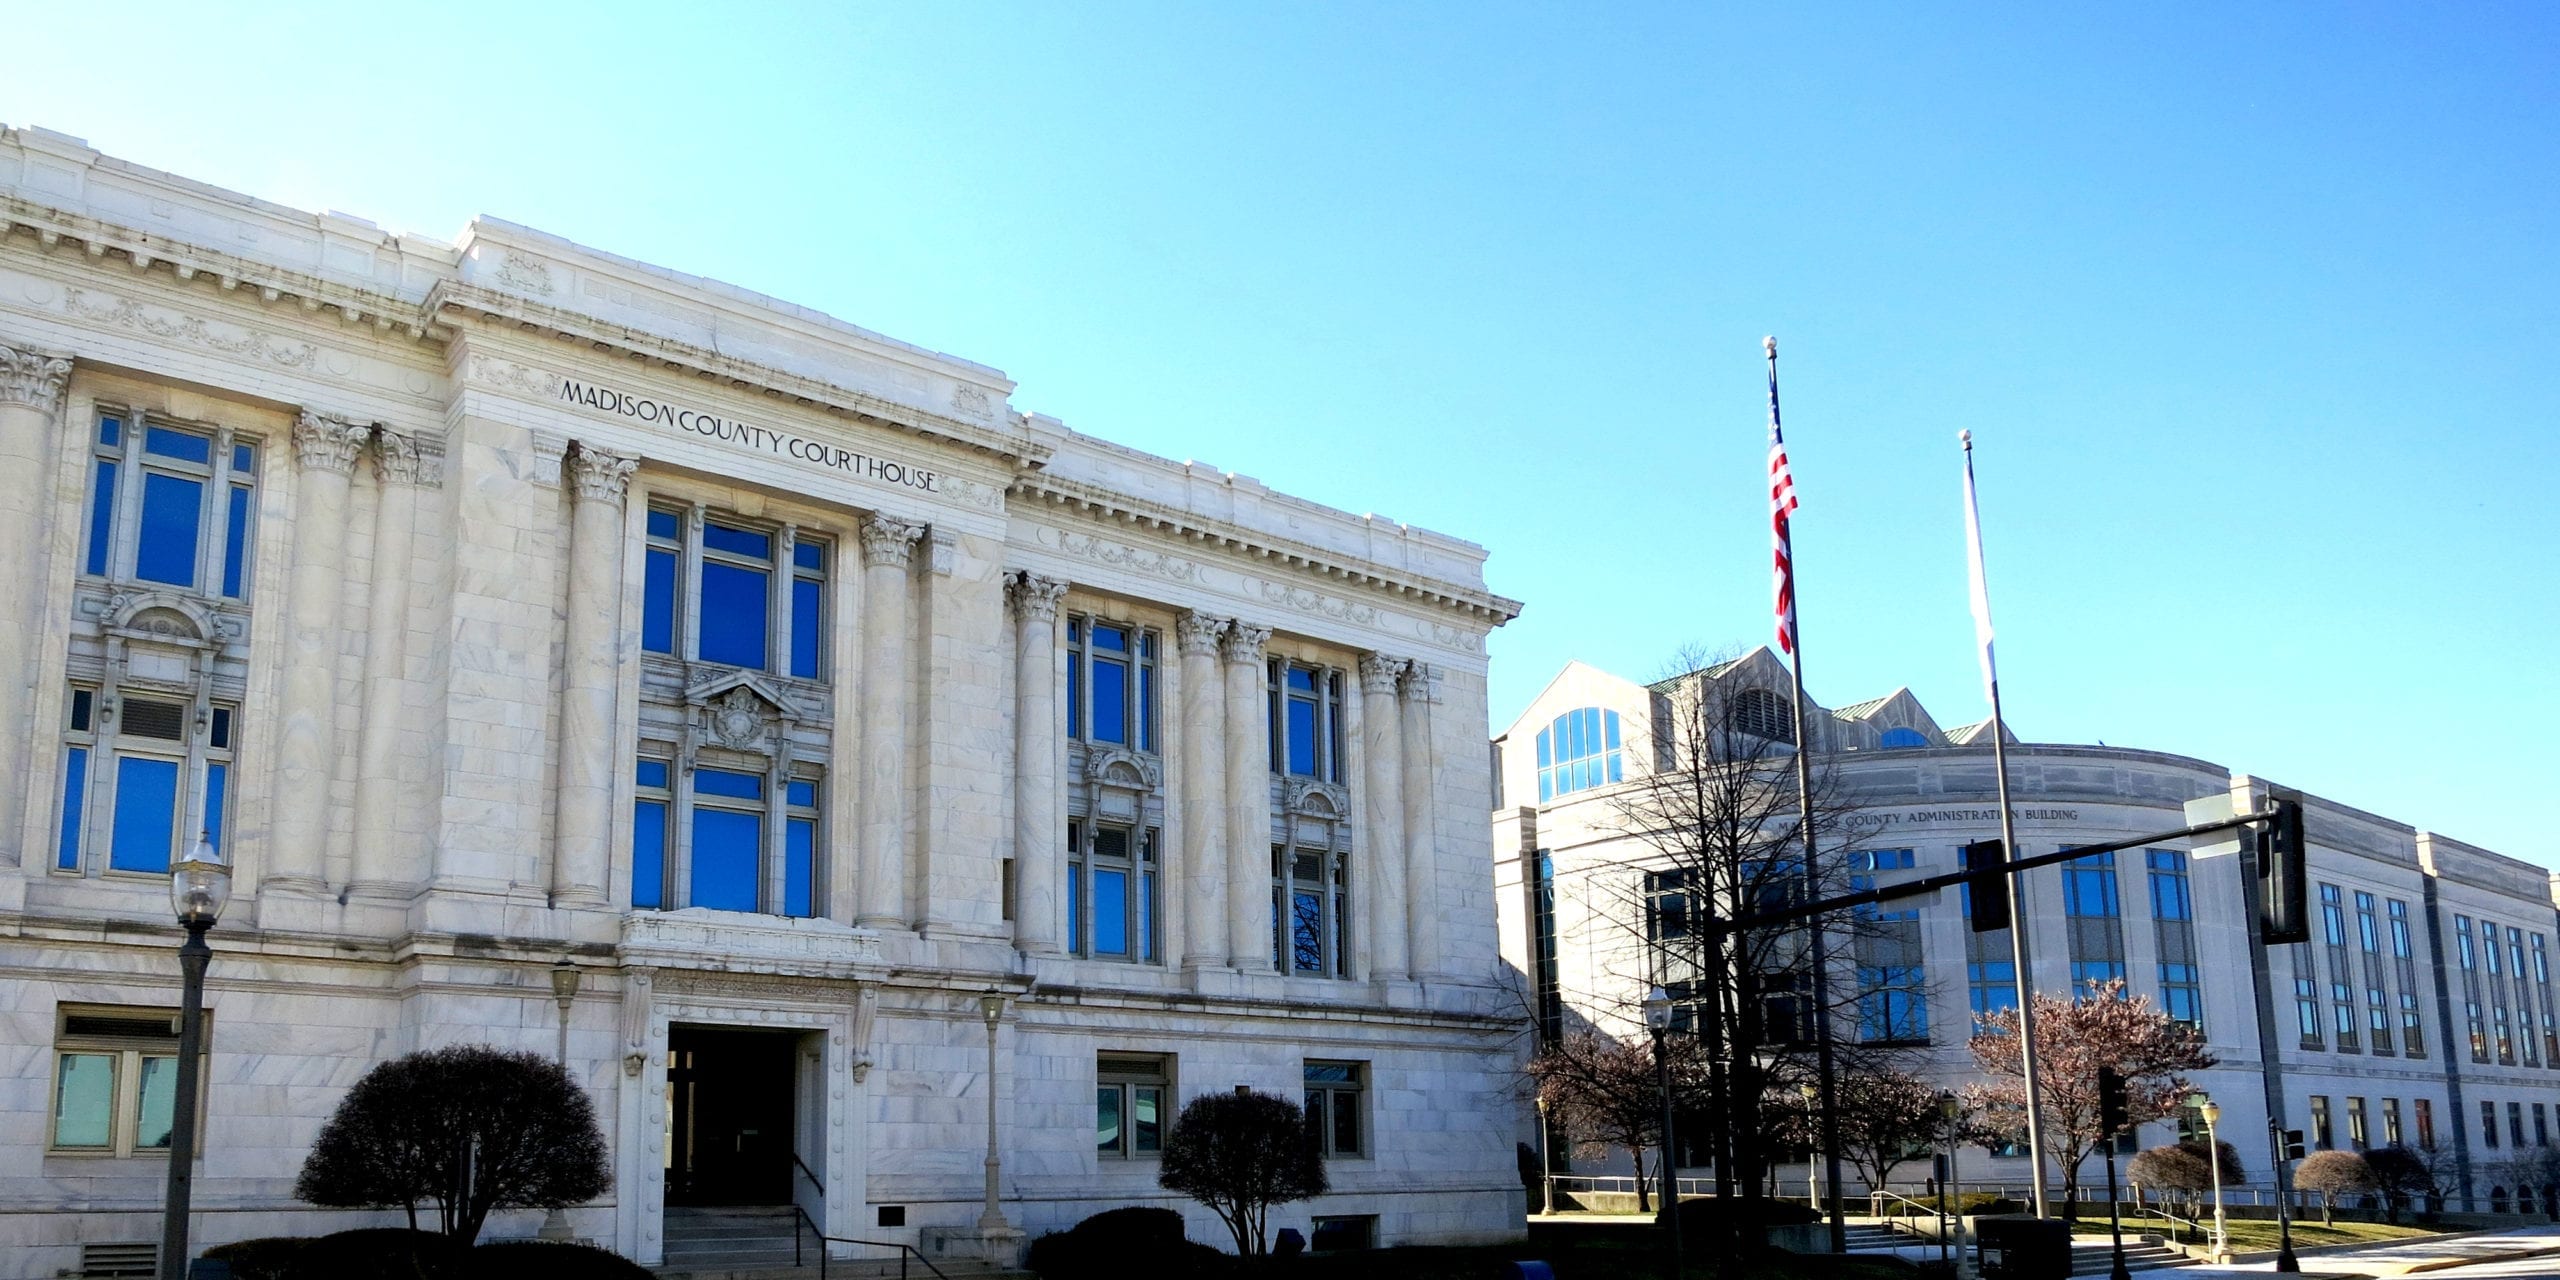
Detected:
[2168,1224,2560,1277]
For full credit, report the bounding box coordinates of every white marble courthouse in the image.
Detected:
[1498,653,2560,1210]
[0,126,1527,1274]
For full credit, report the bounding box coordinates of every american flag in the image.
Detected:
[1768,345,1800,656]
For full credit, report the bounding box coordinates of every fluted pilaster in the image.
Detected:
[1176,612,1230,967]
[347,430,440,895]
[855,515,921,927]
[267,410,369,890]
[0,342,72,866]
[553,445,637,908]
[1222,622,1273,969]
[1358,653,1411,980]
[1009,572,1068,953]
[1400,661,1442,976]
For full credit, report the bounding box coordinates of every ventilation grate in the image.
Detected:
[121,698,188,742]
[81,1242,157,1277]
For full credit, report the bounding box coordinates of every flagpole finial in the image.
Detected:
[1763,335,1777,358]
[1959,429,1973,449]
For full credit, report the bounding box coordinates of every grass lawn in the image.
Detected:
[2075,1213,2442,1252]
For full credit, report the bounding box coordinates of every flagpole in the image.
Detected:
[1962,429,2052,1219]
[1767,338,1848,1253]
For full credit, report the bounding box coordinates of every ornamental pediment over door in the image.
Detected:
[1084,748,1161,824]
[685,671,797,755]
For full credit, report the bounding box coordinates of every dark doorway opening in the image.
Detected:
[666,1026,798,1206]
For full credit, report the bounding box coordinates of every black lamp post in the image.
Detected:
[159,834,230,1280]
[1642,986,1681,1277]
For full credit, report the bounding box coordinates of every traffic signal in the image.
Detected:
[2097,1067,2128,1137]
[2258,791,2310,945]
[1964,840,2010,933]
[2280,1129,2307,1162]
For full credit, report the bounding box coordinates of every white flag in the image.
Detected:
[1961,431,1998,702]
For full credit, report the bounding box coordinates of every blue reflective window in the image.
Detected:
[632,799,667,909]
[689,807,762,912]
[57,747,88,870]
[787,780,817,807]
[73,690,94,732]
[1067,864,1082,948]
[786,818,816,918]
[642,549,677,654]
[791,578,822,678]
[134,472,205,587]
[794,542,824,572]
[1286,698,1317,775]
[697,561,770,668]
[1879,726,1929,748]
[1538,707,1622,799]
[1139,657,1156,755]
[1141,862,1159,962]
[83,461,117,576]
[647,509,679,539]
[1094,868,1130,956]
[702,521,770,559]
[221,486,252,598]
[145,426,212,465]
[109,755,181,873]
[2064,851,2120,918]
[203,763,227,851]
[1292,889,1323,972]
[1092,657,1129,744]
[232,443,256,474]
[636,760,669,789]
[695,769,764,801]
[1066,643,1082,737]
[99,416,123,447]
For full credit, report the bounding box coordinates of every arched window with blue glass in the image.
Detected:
[1536,707,1622,802]
[1878,726,1929,749]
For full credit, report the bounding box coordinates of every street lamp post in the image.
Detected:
[1800,1083,1821,1212]
[159,835,230,1280]
[1642,987,1682,1277]
[1536,1093,1556,1217]
[2198,1095,2228,1263]
[540,961,583,1241]
[1942,1091,1975,1280]
[978,991,1009,1231]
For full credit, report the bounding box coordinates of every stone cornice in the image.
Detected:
[1012,472,1523,629]
[428,279,1050,469]
[1,197,440,342]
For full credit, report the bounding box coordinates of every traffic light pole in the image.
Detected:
[2242,824,2302,1274]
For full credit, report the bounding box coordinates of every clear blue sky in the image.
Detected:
[6,4,2553,861]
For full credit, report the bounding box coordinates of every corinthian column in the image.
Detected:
[267,410,369,891]
[1401,661,1442,976]
[348,432,438,896]
[553,445,638,908]
[1221,623,1273,970]
[1175,612,1229,968]
[1358,653,1410,981]
[856,515,921,927]
[0,343,71,867]
[1008,572,1068,953]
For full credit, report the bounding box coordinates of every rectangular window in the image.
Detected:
[1963,880,2018,1017]
[2064,850,2126,988]
[2384,1098,2404,1148]
[83,413,258,598]
[785,779,819,918]
[1068,615,1160,753]
[2391,900,2426,1057]
[2148,849,2202,1026]
[1274,846,1351,977]
[1067,825,1160,963]
[690,771,765,913]
[2348,1096,2368,1150]
[633,758,670,909]
[2356,890,2393,1055]
[2514,1101,2528,1150]
[1304,1061,1366,1158]
[642,506,830,682]
[2322,884,2358,1052]
[2310,1095,2332,1150]
[1852,852,1927,1045]
[2538,1104,2550,1148]
[1096,1054,1168,1159]
[2297,975,2324,1050]
[2460,916,2489,1061]
[2483,1100,2500,1150]
[2417,1098,2435,1150]
[630,760,823,917]
[51,1005,197,1156]
[1267,658,1346,782]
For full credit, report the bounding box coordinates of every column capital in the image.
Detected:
[1175,611,1230,657]
[1401,660,1441,704]
[1006,571,1068,622]
[293,410,370,475]
[1220,621,1271,665]
[1358,652,1410,695]
[0,342,72,414]
[859,514,923,568]
[566,444,640,505]
[371,429,441,487]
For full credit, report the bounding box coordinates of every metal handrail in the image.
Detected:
[792,1204,952,1280]
[792,1152,826,1197]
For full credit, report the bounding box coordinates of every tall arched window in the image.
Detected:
[1727,688,1795,744]
[1536,707,1621,801]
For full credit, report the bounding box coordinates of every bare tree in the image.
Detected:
[2126,1141,2243,1240]
[1588,645,1900,1224]
[1527,1029,1711,1214]
[1766,1063,1947,1195]
[2295,1150,2375,1224]
[2365,1145,2431,1223]
[1963,979,2215,1217]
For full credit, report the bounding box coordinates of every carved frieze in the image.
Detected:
[620,908,885,975]
[63,287,319,370]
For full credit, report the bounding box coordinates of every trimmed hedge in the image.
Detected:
[280,1229,462,1280]
[469,1240,655,1279]
[238,1230,644,1280]
[1029,1207,1231,1280]
[202,1238,310,1280]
